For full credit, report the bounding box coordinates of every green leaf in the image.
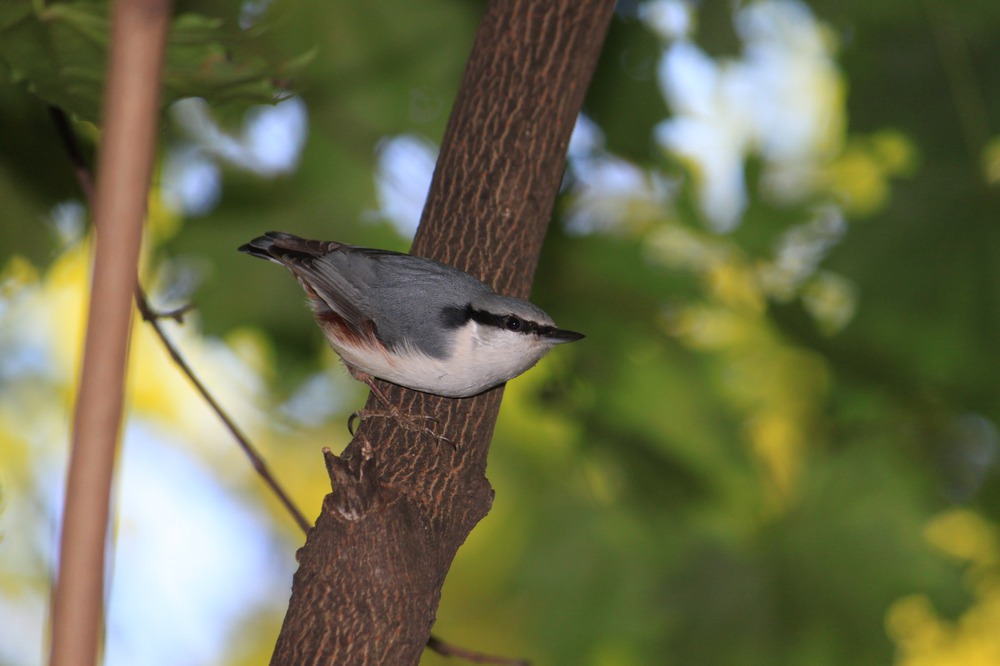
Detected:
[0,0,311,123]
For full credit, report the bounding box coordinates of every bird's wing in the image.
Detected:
[241,232,399,337]
[240,232,495,357]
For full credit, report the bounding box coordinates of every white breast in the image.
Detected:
[333,321,551,398]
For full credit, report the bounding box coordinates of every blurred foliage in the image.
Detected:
[0,0,309,124]
[2,1,1000,666]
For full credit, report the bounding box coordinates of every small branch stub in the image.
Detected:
[323,446,380,522]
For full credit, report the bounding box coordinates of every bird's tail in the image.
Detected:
[238,232,346,263]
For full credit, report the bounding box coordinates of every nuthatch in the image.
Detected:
[239,232,583,429]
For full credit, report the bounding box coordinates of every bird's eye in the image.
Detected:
[505,315,522,331]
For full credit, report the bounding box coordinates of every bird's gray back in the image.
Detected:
[343,251,496,359]
[307,246,556,360]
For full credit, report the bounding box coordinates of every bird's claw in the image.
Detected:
[348,408,453,447]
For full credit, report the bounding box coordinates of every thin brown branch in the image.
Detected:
[426,636,530,666]
[49,1,173,665]
[48,106,95,202]
[48,105,312,535]
[148,302,195,323]
[136,294,313,534]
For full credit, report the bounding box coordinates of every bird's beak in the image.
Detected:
[545,328,585,344]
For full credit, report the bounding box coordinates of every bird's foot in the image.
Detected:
[348,407,453,446]
[345,371,455,446]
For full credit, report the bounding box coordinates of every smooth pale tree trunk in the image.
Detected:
[49,1,172,665]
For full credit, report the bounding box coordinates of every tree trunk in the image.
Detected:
[49,1,172,664]
[269,1,615,664]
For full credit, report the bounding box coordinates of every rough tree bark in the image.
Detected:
[269,1,615,664]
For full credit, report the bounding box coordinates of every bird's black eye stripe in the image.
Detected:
[440,303,561,337]
[439,303,475,329]
[466,307,506,330]
[455,306,555,336]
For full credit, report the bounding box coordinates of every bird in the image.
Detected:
[238,232,584,433]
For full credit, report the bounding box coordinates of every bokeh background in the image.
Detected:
[2,0,999,664]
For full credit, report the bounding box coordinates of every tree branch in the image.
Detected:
[270,1,615,664]
[48,1,173,665]
[50,104,313,536]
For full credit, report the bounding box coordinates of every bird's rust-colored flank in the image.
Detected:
[314,308,384,358]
